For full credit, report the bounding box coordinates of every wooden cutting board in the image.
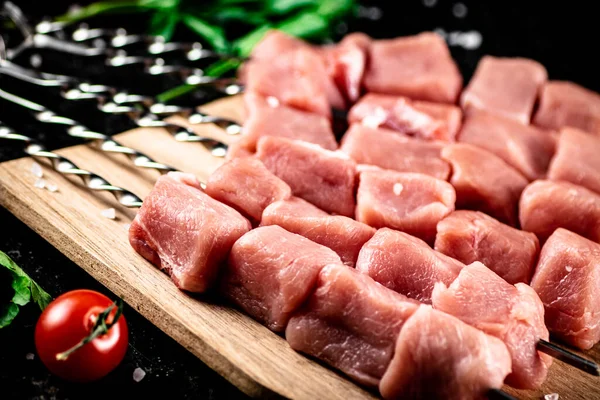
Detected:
[0,95,598,400]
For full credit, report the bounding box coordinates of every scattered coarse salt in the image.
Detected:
[393,183,404,196]
[565,266,573,272]
[544,394,559,400]
[101,208,116,220]
[266,96,280,108]
[31,162,43,178]
[34,178,46,189]
[452,2,468,18]
[124,224,131,231]
[25,353,35,360]
[46,182,59,193]
[133,367,146,382]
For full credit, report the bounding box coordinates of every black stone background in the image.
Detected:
[1,1,598,399]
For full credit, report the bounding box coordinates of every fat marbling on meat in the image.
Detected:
[129,172,251,292]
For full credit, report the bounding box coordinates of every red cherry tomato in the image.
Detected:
[34,289,128,382]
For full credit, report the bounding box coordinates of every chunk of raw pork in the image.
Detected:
[129,172,251,292]
[356,170,455,243]
[548,126,600,195]
[204,157,292,224]
[530,228,600,349]
[339,124,450,180]
[348,93,462,141]
[249,29,306,61]
[363,32,463,104]
[441,143,529,226]
[286,264,419,387]
[260,197,375,267]
[519,180,600,243]
[534,80,600,135]
[356,228,464,303]
[458,112,556,181]
[379,305,512,400]
[435,211,539,284]
[220,225,342,332]
[460,56,547,124]
[256,136,357,217]
[432,262,551,389]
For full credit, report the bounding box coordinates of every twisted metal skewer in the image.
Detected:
[0,121,143,208]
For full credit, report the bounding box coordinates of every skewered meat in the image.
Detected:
[460,56,547,124]
[204,157,292,224]
[379,305,512,400]
[530,228,600,350]
[220,225,342,332]
[435,211,539,284]
[519,180,600,243]
[339,124,450,180]
[458,112,556,181]
[356,170,455,243]
[363,32,463,104]
[548,126,600,195]
[348,93,462,141]
[432,262,552,389]
[286,264,419,387]
[129,172,251,292]
[441,143,529,226]
[260,197,375,267]
[256,136,357,217]
[356,228,464,304]
[534,80,600,135]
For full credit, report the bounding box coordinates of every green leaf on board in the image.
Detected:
[181,14,230,52]
[266,0,315,15]
[149,9,180,40]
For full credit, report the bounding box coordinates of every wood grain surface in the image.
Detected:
[0,95,598,399]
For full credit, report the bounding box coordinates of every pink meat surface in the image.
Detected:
[261,197,375,267]
[363,32,463,103]
[442,143,529,226]
[356,170,456,243]
[256,136,357,217]
[249,29,306,61]
[435,211,540,284]
[356,228,464,303]
[348,93,462,141]
[286,264,419,387]
[519,180,600,243]
[220,225,342,332]
[241,92,337,152]
[225,139,254,160]
[458,112,556,181]
[379,305,511,400]
[129,172,251,292]
[204,157,292,224]
[530,228,600,349]
[339,124,450,180]
[533,80,600,135]
[460,56,547,124]
[432,262,551,389]
[548,126,600,195]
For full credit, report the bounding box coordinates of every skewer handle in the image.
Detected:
[537,339,600,376]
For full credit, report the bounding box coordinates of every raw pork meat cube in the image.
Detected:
[286,264,419,387]
[256,136,357,217]
[241,92,337,152]
[249,29,306,61]
[225,139,254,160]
[348,93,462,141]
[356,228,464,303]
[364,32,463,104]
[356,170,455,243]
[460,56,547,124]
[530,228,600,349]
[548,126,600,195]
[129,172,251,292]
[458,112,556,181]
[441,143,529,226]
[379,305,511,400]
[204,157,292,224]
[519,180,600,243]
[435,211,540,284]
[339,124,450,180]
[432,262,552,389]
[221,225,342,332]
[534,80,600,135]
[261,197,375,267]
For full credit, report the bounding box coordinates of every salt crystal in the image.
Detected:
[133,367,146,382]
[266,96,280,108]
[101,208,116,220]
[393,183,404,196]
[31,162,43,178]
[25,353,35,360]
[423,0,437,7]
[46,182,58,193]
[452,2,468,18]
[34,178,46,189]
[124,224,131,231]
[544,394,559,400]
[565,266,573,272]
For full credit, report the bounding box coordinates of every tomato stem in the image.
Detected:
[55,299,124,361]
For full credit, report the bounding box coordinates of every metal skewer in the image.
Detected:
[537,339,600,376]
